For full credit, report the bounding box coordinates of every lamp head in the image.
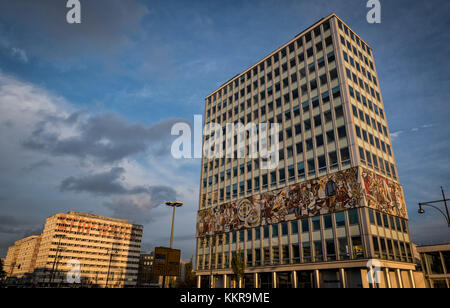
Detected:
[165,201,184,208]
[418,205,425,214]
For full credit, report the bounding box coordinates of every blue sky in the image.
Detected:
[0,0,449,258]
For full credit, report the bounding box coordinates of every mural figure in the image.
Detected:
[197,167,368,237]
[196,167,407,237]
[361,168,407,218]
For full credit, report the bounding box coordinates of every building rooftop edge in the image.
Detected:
[48,211,143,227]
[205,12,373,98]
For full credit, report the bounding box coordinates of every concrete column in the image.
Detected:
[409,270,416,289]
[396,269,403,288]
[340,268,346,288]
[254,273,259,288]
[273,272,277,288]
[384,268,391,288]
[210,274,214,288]
[197,275,201,288]
[293,271,297,288]
[314,269,320,288]
[224,274,227,289]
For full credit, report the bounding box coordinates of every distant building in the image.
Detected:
[4,235,41,280]
[137,251,189,288]
[137,251,161,287]
[26,211,144,288]
[416,243,450,288]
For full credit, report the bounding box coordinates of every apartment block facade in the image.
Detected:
[4,235,41,279]
[195,14,421,288]
[33,211,143,288]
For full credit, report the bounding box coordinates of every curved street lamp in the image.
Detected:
[418,186,450,227]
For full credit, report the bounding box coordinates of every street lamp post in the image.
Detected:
[49,234,66,287]
[418,186,450,227]
[105,248,118,288]
[163,201,183,288]
[165,202,184,249]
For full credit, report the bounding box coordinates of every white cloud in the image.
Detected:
[10,47,28,63]
[0,71,199,258]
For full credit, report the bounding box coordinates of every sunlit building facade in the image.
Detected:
[417,243,450,288]
[34,211,143,288]
[195,13,422,288]
[4,235,41,279]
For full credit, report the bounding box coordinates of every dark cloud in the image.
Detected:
[59,167,178,224]
[0,215,42,236]
[60,167,149,196]
[22,159,53,173]
[23,112,187,163]
[0,0,150,61]
[103,186,178,224]
[60,167,128,195]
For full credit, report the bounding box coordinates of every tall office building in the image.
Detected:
[34,211,143,288]
[195,13,420,288]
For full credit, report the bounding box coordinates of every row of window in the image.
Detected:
[203,86,342,162]
[358,147,397,180]
[207,20,333,106]
[340,35,376,85]
[206,49,336,122]
[372,236,413,263]
[337,19,372,61]
[197,236,363,270]
[202,156,350,204]
[368,209,408,234]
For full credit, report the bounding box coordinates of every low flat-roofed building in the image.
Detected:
[416,243,450,288]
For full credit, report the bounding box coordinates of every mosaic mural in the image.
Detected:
[196,167,364,237]
[361,168,407,219]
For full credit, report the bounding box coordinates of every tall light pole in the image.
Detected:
[165,202,184,249]
[163,201,183,288]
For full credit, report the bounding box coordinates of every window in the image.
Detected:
[316,135,324,148]
[312,217,321,231]
[337,126,347,139]
[263,226,269,238]
[369,209,375,225]
[272,224,279,238]
[255,228,261,240]
[324,215,333,229]
[329,151,338,167]
[326,130,335,143]
[301,219,309,233]
[335,212,345,227]
[307,158,315,174]
[340,147,350,162]
[314,241,323,262]
[306,139,313,151]
[291,221,299,234]
[282,222,288,236]
[348,209,359,225]
[298,162,305,176]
